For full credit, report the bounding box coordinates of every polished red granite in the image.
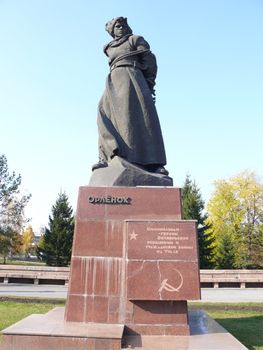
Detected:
[65,186,200,336]
[126,220,198,260]
[75,186,182,221]
[2,307,123,350]
[2,186,201,348]
[126,220,200,301]
[2,308,248,350]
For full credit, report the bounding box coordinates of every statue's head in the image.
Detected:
[105,17,132,39]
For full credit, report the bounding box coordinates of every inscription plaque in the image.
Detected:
[126,221,198,260]
[126,220,200,300]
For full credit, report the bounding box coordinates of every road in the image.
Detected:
[200,288,263,302]
[0,284,67,299]
[0,284,263,302]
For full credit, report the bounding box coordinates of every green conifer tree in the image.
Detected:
[215,233,236,269]
[182,174,214,268]
[37,192,74,266]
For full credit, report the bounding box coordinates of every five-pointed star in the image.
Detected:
[129,231,138,240]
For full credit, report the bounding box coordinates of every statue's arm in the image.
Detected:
[130,36,157,95]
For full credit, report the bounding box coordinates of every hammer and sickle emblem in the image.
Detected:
[158,269,183,293]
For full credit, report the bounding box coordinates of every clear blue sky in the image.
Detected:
[0,0,262,232]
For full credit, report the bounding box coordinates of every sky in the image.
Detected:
[0,0,262,233]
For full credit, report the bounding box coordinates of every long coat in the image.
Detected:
[97,34,167,166]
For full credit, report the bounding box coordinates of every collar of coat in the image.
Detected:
[103,34,132,56]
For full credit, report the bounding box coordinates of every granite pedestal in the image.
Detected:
[3,186,201,348]
[65,186,200,336]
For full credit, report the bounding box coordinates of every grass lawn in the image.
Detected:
[206,309,263,350]
[190,303,263,350]
[0,301,61,346]
[0,258,45,266]
[0,301,262,349]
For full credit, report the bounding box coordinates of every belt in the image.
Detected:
[110,61,142,72]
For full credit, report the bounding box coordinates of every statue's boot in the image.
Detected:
[92,159,108,171]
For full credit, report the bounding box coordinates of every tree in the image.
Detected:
[206,171,263,268]
[0,155,31,263]
[37,192,74,266]
[182,174,215,268]
[21,225,35,258]
[215,232,236,269]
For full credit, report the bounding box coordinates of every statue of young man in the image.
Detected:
[93,17,168,176]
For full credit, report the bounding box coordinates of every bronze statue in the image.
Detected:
[93,17,168,176]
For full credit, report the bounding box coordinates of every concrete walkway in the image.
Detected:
[0,284,263,302]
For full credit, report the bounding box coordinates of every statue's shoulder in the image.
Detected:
[128,35,149,50]
[129,34,143,42]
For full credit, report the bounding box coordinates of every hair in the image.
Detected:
[105,17,132,38]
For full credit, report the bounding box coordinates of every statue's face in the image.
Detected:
[113,21,128,39]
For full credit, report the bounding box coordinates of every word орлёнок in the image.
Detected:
[88,195,131,205]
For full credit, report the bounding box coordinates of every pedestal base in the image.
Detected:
[2,307,124,350]
[124,300,190,336]
[2,309,247,350]
[122,310,248,349]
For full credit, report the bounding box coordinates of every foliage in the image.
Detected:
[182,174,215,268]
[206,171,263,268]
[37,192,74,266]
[0,228,21,263]
[21,225,35,258]
[0,155,31,263]
[215,232,236,269]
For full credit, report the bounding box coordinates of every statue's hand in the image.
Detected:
[151,85,156,103]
